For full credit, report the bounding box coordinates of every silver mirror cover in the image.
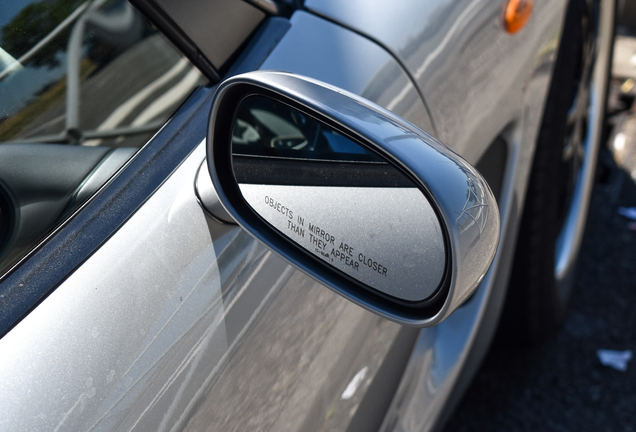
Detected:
[207,70,500,327]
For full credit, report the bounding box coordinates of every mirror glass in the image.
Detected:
[232,95,446,302]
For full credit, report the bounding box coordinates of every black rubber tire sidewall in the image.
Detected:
[499,0,592,345]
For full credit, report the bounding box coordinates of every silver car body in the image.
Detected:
[0,0,613,430]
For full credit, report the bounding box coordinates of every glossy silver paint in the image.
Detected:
[1,143,234,430]
[0,12,433,431]
[0,141,399,431]
[240,185,446,301]
[259,11,435,135]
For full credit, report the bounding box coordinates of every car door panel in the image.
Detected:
[0,10,434,431]
[0,140,412,431]
[0,0,592,428]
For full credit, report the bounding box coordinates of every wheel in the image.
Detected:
[500,0,615,344]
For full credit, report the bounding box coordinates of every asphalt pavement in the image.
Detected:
[443,36,636,432]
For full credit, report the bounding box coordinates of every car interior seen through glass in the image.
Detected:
[0,0,207,276]
[232,95,415,187]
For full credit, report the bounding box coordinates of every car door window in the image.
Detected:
[0,0,207,276]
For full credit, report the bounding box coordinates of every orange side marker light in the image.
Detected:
[503,0,533,34]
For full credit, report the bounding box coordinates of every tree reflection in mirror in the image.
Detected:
[231,96,448,303]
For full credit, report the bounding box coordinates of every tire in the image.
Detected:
[499,0,615,345]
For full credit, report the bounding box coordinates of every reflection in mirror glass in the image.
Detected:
[232,96,447,302]
[233,95,380,160]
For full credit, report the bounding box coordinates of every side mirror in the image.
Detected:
[207,71,499,327]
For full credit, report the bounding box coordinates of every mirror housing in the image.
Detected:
[207,71,499,327]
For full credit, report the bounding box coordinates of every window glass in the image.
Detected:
[0,0,207,275]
